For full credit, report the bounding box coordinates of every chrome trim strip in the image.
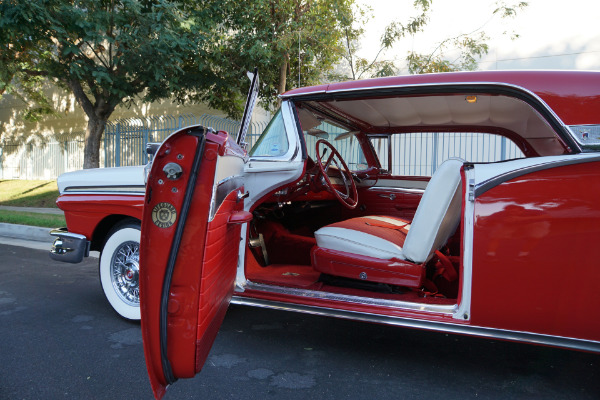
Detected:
[209,174,244,221]
[63,185,145,195]
[368,186,425,194]
[454,167,474,321]
[474,154,600,197]
[244,281,456,314]
[280,88,328,99]
[230,296,600,353]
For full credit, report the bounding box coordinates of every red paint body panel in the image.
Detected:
[57,194,143,239]
[471,161,600,341]
[284,71,600,125]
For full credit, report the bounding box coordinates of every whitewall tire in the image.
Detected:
[99,222,141,320]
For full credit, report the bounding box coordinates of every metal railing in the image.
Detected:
[0,114,268,179]
[0,113,524,180]
[103,114,268,167]
[372,132,524,176]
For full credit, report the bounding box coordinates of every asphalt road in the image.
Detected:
[1,242,599,400]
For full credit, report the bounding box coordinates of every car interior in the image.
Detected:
[242,92,570,306]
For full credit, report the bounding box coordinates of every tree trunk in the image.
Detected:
[66,79,116,169]
[83,115,107,169]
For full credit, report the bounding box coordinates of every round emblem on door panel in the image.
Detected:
[151,202,177,228]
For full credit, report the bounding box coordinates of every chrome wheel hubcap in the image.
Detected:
[110,241,140,307]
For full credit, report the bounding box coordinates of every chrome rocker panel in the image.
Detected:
[231,296,600,353]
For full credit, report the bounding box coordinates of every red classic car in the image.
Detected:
[50,165,145,320]
[52,70,600,399]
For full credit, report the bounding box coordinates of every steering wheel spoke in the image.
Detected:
[315,139,358,209]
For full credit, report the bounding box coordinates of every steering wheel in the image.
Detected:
[315,139,358,209]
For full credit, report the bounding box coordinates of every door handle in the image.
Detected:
[377,193,396,201]
[237,191,249,202]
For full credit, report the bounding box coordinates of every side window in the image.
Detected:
[304,122,369,171]
[371,132,525,177]
[249,109,289,157]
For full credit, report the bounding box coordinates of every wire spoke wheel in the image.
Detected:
[99,222,141,320]
[110,241,140,307]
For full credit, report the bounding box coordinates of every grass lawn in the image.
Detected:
[0,179,59,208]
[0,209,65,228]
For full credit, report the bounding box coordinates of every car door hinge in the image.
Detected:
[468,179,476,202]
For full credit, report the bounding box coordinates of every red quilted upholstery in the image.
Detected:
[195,189,243,372]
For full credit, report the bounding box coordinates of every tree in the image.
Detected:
[338,0,431,81]
[0,0,227,168]
[0,33,55,124]
[337,1,528,79]
[189,0,361,115]
[1,0,363,167]
[407,2,528,74]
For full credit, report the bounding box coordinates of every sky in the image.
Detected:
[358,0,600,73]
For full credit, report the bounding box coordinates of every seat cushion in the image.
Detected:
[314,216,410,260]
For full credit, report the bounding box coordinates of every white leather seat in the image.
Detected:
[314,158,463,264]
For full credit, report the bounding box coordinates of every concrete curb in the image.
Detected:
[0,223,53,243]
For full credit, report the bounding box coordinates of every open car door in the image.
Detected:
[139,126,251,399]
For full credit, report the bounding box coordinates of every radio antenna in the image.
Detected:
[298,31,301,87]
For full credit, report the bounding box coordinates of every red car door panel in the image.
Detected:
[357,187,423,220]
[139,127,246,399]
[471,160,600,341]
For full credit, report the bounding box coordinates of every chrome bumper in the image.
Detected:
[49,228,90,264]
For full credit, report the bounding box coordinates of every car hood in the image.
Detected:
[57,166,145,195]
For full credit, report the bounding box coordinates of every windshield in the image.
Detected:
[304,122,368,171]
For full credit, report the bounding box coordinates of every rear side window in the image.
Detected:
[371,132,524,176]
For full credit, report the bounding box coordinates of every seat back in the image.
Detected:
[402,159,463,263]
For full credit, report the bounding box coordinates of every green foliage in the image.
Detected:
[1,0,361,156]
[407,1,528,74]
[339,0,431,80]
[180,0,359,116]
[2,0,198,106]
[0,0,227,166]
[339,1,528,78]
